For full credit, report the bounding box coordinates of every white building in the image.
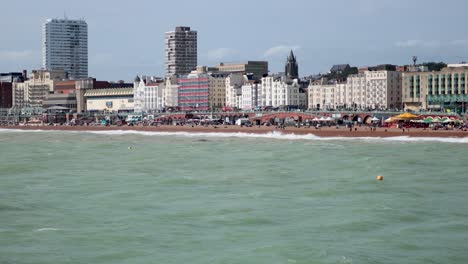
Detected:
[241,82,260,110]
[43,18,88,79]
[307,71,402,110]
[260,76,306,108]
[84,88,134,112]
[225,73,245,109]
[133,76,165,113]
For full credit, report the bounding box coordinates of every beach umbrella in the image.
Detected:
[325,116,334,121]
[384,117,393,123]
[432,117,442,123]
[371,117,380,122]
[392,112,422,120]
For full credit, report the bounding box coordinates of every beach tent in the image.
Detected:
[442,118,460,123]
[392,112,422,120]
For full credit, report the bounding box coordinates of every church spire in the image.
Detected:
[288,50,296,61]
[285,50,298,79]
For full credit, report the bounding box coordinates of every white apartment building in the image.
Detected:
[43,18,88,79]
[260,76,306,108]
[307,71,402,110]
[165,26,197,76]
[225,73,245,109]
[133,76,165,113]
[241,82,260,110]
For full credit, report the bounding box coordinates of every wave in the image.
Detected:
[1,128,468,143]
[35,228,61,232]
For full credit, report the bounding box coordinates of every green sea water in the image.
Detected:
[1,129,468,264]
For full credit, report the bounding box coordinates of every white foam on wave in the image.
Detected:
[35,228,61,232]
[0,128,49,133]
[1,128,468,144]
[67,130,468,144]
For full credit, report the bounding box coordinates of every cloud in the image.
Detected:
[206,48,236,60]
[395,39,468,50]
[263,45,300,58]
[0,50,35,61]
[449,40,468,47]
[395,40,440,48]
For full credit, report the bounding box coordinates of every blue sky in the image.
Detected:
[1,0,467,81]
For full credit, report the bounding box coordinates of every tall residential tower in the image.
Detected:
[43,18,88,79]
[165,26,197,76]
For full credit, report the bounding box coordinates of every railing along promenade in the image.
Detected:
[0,108,462,118]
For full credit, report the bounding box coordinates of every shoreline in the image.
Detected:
[1,125,468,138]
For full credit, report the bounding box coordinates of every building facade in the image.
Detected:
[225,73,245,109]
[216,61,268,79]
[43,18,88,79]
[12,70,67,108]
[208,72,228,111]
[308,79,336,110]
[165,26,197,76]
[84,87,134,112]
[403,65,468,112]
[178,72,209,111]
[308,70,402,110]
[0,82,13,108]
[0,72,26,83]
[241,82,260,110]
[42,80,77,111]
[133,76,165,113]
[164,75,179,108]
[260,76,306,109]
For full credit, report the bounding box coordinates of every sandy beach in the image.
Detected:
[1,125,467,138]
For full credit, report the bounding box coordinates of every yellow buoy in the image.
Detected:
[377,175,384,181]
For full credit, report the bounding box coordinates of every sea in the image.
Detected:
[1,129,468,264]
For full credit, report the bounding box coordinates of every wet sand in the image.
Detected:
[2,125,467,138]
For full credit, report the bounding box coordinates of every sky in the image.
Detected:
[1,0,468,81]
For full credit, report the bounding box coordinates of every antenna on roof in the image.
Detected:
[64,11,68,20]
[412,56,418,66]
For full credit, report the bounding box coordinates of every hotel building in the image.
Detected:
[402,64,468,112]
[308,70,402,110]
